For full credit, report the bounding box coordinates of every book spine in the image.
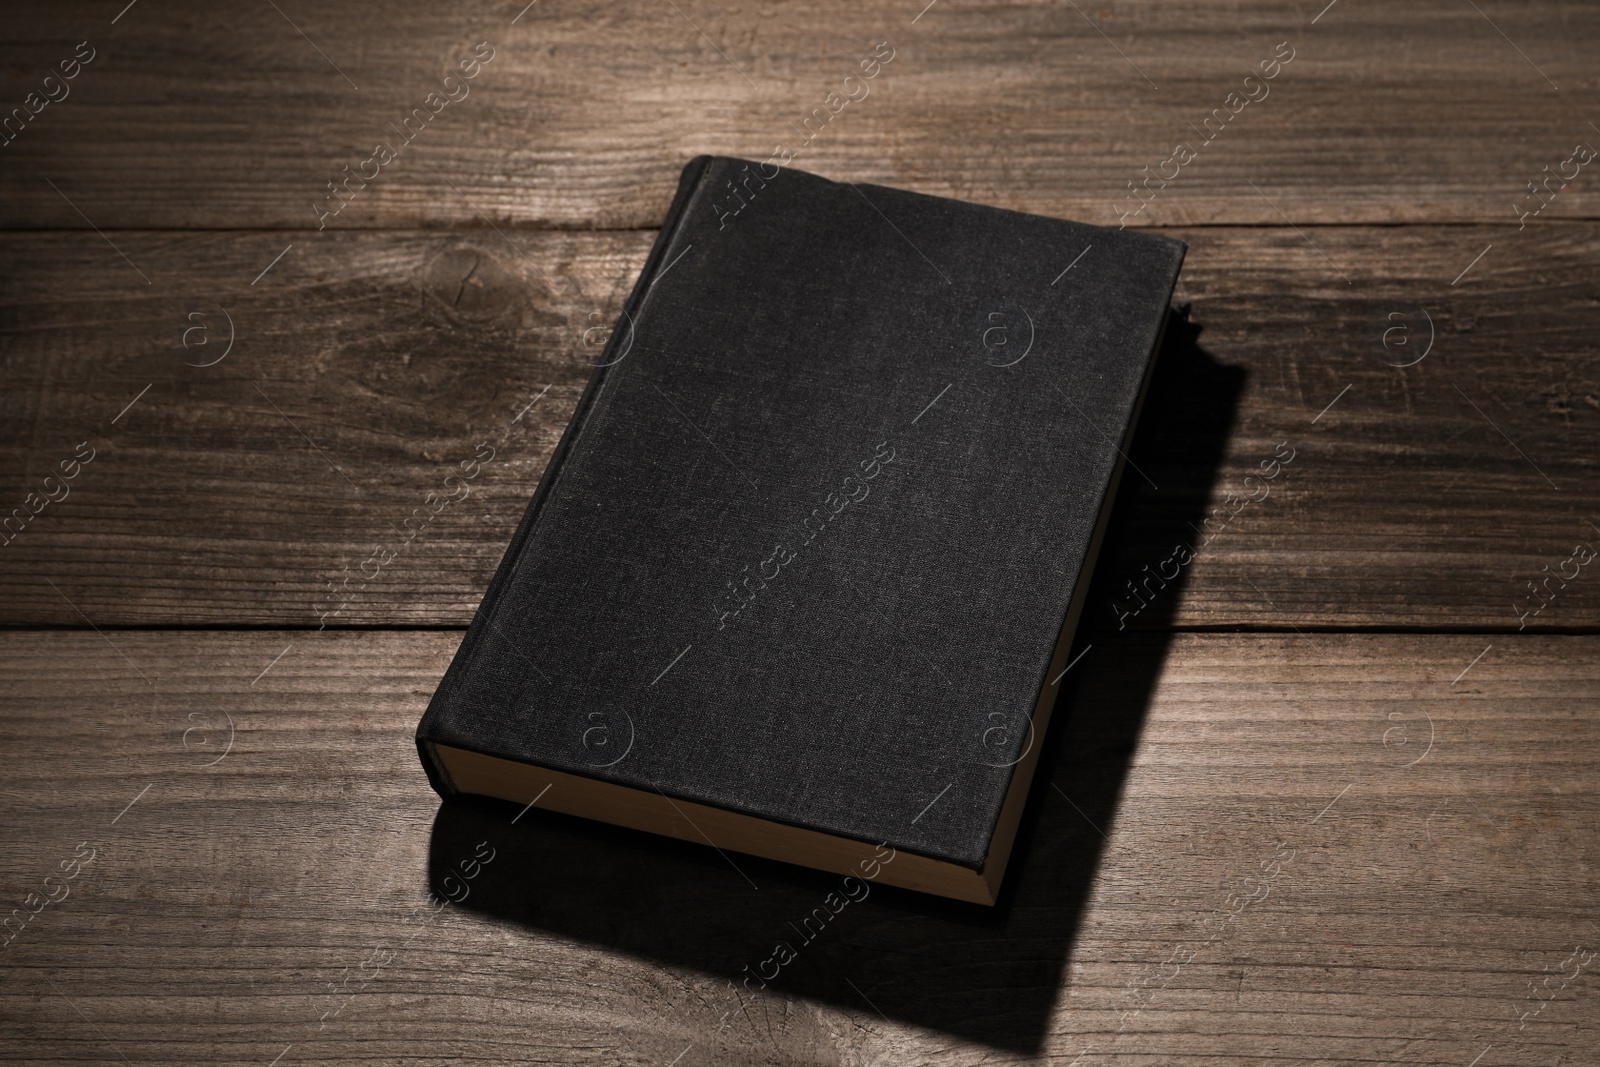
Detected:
[414,155,720,794]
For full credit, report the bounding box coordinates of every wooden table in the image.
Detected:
[3,2,1597,1063]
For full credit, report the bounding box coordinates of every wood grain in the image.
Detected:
[3,3,1598,1063]
[1,225,1596,629]
[0,630,1594,1065]
[1,1,1598,230]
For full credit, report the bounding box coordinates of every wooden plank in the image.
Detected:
[0,228,641,627]
[1,1,1598,229]
[3,224,1596,629]
[0,630,1595,1064]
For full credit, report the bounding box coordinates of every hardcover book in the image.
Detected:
[417,156,1184,904]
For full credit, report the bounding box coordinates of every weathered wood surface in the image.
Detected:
[3,1,1598,1064]
[0,631,1594,1065]
[1,1,1598,230]
[2,224,1596,629]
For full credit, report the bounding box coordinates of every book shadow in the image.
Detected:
[425,308,1244,1055]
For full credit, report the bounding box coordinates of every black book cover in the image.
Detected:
[417,155,1183,900]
